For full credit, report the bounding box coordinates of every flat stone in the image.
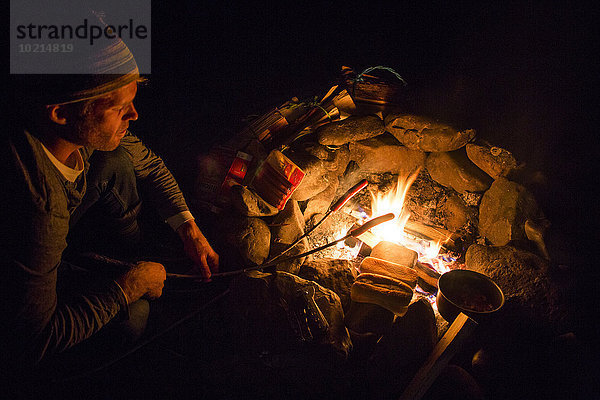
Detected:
[222,216,271,265]
[269,199,308,274]
[230,184,280,217]
[426,149,492,193]
[479,178,541,246]
[466,143,518,179]
[385,113,476,152]
[317,115,386,146]
[349,134,426,174]
[465,244,570,339]
[369,242,418,268]
[297,258,357,312]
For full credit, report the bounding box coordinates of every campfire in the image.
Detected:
[192,66,571,399]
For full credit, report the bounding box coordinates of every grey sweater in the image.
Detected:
[0,129,189,368]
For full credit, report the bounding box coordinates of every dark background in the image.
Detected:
[6,2,595,257]
[134,2,594,257]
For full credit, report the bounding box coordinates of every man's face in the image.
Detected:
[72,81,139,151]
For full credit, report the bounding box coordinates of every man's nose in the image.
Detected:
[124,103,138,121]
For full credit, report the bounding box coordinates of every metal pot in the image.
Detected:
[436,269,505,323]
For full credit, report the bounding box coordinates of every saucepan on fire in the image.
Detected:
[436,269,505,323]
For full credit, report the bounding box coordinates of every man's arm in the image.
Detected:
[119,132,219,277]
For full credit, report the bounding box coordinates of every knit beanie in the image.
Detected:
[14,10,140,106]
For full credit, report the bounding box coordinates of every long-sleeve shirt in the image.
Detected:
[0,128,191,370]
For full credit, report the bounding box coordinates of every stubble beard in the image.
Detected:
[72,112,121,151]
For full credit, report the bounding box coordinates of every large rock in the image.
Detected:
[440,193,477,232]
[303,179,339,222]
[317,115,386,146]
[426,149,493,193]
[287,152,340,201]
[227,271,352,358]
[478,177,541,246]
[269,200,308,274]
[222,216,271,265]
[230,184,280,217]
[465,244,570,338]
[466,143,518,179]
[298,258,357,312]
[349,134,426,174]
[304,142,333,160]
[385,114,476,152]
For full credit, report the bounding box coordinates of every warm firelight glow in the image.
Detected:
[368,169,453,274]
[369,169,419,243]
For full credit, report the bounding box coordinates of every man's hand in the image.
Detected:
[177,219,220,280]
[116,261,166,303]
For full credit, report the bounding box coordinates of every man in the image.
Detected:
[1,27,218,378]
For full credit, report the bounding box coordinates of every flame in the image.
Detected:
[369,169,420,244]
[367,168,454,275]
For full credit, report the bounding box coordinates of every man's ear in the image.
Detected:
[45,104,70,125]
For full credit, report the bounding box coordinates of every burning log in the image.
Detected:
[414,261,441,293]
[404,220,458,248]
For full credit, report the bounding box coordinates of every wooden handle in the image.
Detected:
[399,312,478,400]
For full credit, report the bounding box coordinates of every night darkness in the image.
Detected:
[4,2,599,397]
[132,2,594,257]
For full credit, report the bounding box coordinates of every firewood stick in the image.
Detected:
[399,312,478,400]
